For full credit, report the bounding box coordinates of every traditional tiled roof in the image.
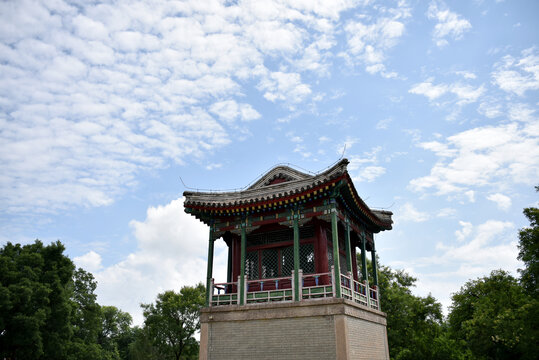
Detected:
[183,159,392,231]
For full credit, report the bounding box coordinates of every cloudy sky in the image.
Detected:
[1,0,538,325]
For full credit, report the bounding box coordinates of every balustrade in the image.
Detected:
[209,266,380,310]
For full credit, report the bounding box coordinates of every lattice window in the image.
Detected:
[281,246,294,276]
[262,248,278,279]
[300,243,315,274]
[299,225,315,239]
[245,251,258,280]
[248,228,293,246]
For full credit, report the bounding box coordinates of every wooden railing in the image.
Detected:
[209,267,380,310]
[301,271,333,299]
[245,275,293,303]
[210,280,239,306]
[339,272,379,310]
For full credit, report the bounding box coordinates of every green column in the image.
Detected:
[239,222,246,305]
[371,241,378,286]
[360,233,368,282]
[293,210,300,301]
[331,207,341,298]
[344,219,352,275]
[205,224,214,306]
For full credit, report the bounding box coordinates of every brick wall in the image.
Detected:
[200,298,389,360]
[347,316,390,359]
[207,316,336,360]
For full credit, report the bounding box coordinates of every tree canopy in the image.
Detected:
[518,186,539,297]
[139,285,205,360]
[0,241,132,360]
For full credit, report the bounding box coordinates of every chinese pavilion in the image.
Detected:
[184,159,393,360]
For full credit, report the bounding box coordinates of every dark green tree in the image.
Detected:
[100,306,134,360]
[141,284,205,360]
[128,326,160,360]
[68,268,120,360]
[0,240,136,360]
[448,270,534,359]
[0,241,74,360]
[373,261,465,360]
[517,185,539,297]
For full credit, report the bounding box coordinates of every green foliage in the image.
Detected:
[518,187,539,297]
[448,270,537,359]
[0,240,133,360]
[0,240,74,360]
[100,306,134,360]
[370,259,466,360]
[128,326,161,360]
[140,284,205,360]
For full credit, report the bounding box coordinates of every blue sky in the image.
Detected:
[1,0,538,325]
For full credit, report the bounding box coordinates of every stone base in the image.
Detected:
[199,298,389,360]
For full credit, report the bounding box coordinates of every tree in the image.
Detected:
[0,240,136,360]
[448,270,535,360]
[128,327,160,360]
[0,240,75,360]
[141,284,205,360]
[363,256,465,360]
[518,185,539,297]
[68,268,121,360]
[99,306,134,360]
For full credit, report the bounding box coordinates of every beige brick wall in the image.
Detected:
[207,316,336,360]
[200,298,389,360]
[347,316,390,359]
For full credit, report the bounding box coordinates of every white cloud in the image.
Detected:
[376,118,392,130]
[93,198,228,325]
[455,221,472,242]
[398,202,430,223]
[427,1,472,47]
[402,219,520,313]
[455,71,476,79]
[355,166,387,183]
[465,190,476,203]
[342,2,410,77]
[438,220,516,266]
[0,0,367,214]
[409,79,448,100]
[487,193,512,211]
[437,207,457,218]
[410,122,539,196]
[418,141,456,157]
[74,250,103,273]
[258,71,312,105]
[348,146,387,183]
[318,136,331,143]
[492,47,539,96]
[477,100,503,118]
[209,100,261,123]
[508,103,537,123]
[205,163,222,170]
[336,137,358,156]
[409,78,485,105]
